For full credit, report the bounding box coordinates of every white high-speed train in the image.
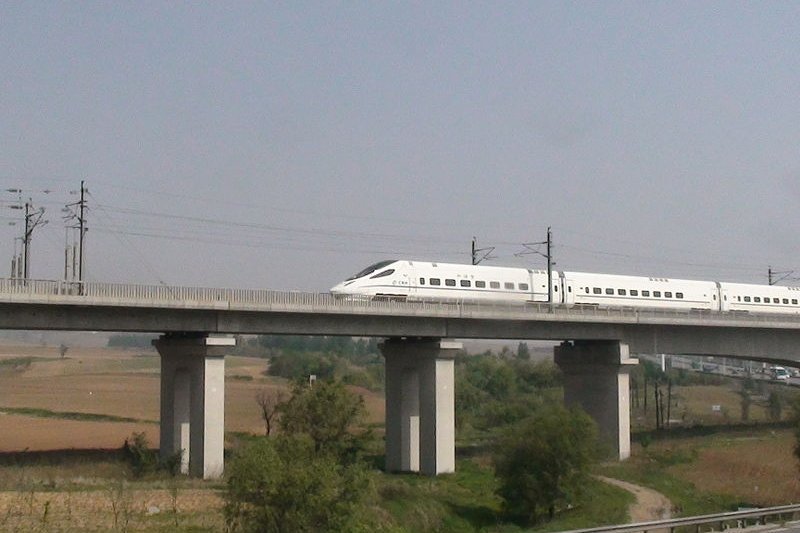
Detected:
[330,260,800,315]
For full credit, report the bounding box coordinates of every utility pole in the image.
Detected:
[546,226,552,303]
[768,266,794,286]
[21,200,47,280]
[515,226,555,303]
[63,181,88,283]
[471,237,495,265]
[78,180,86,282]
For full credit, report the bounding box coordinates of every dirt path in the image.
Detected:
[597,476,673,522]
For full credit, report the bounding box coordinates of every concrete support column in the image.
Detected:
[554,340,638,460]
[154,334,234,479]
[381,338,460,476]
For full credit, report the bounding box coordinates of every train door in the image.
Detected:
[717,283,728,311]
[562,273,575,304]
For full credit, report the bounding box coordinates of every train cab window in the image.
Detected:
[642,290,650,297]
[519,283,529,291]
[783,298,789,304]
[665,292,672,298]
[504,282,515,290]
[476,281,486,288]
[744,296,751,302]
[630,290,638,296]
[754,297,761,303]
[445,279,456,287]
[490,281,500,289]
[419,278,425,285]
[460,280,471,287]
[370,269,395,279]
[676,293,684,299]
[605,288,614,295]
[653,291,661,297]
[430,278,441,286]
[618,289,626,295]
[593,288,602,294]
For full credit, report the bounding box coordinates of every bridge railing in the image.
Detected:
[2,278,800,326]
[562,503,800,533]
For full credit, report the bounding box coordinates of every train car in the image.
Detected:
[720,282,800,314]
[330,260,552,303]
[331,259,800,316]
[563,272,718,310]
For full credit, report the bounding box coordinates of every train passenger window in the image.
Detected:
[490,281,500,289]
[593,288,602,294]
[793,299,798,305]
[653,291,661,297]
[585,288,590,294]
[618,289,626,295]
[504,282,514,290]
[754,297,761,302]
[419,278,425,285]
[774,298,780,303]
[460,280,471,287]
[568,286,572,293]
[783,299,789,304]
[744,296,751,302]
[476,281,486,288]
[676,293,684,299]
[605,288,614,295]
[554,286,558,292]
[642,290,650,297]
[430,278,441,286]
[445,279,456,286]
[630,290,638,296]
[519,283,529,291]
[665,292,672,298]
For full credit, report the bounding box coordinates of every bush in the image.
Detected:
[224,435,370,532]
[121,432,180,478]
[493,405,598,525]
[278,380,371,462]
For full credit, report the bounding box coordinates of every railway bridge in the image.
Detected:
[3,278,800,478]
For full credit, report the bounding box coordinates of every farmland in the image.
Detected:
[1,342,800,531]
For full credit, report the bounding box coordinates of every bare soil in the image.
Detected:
[597,475,673,522]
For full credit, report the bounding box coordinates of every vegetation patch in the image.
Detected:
[0,406,154,424]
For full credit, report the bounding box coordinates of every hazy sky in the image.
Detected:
[2,2,799,291]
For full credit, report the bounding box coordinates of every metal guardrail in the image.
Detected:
[1,278,800,328]
[562,504,800,533]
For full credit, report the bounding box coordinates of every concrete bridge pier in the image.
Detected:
[154,334,234,479]
[554,340,638,460]
[381,338,460,476]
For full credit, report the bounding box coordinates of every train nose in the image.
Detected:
[330,282,346,294]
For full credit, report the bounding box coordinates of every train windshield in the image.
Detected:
[346,260,396,281]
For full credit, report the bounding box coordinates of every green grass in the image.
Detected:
[371,459,634,532]
[0,356,47,370]
[597,458,739,517]
[0,406,155,424]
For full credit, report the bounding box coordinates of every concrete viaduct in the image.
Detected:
[3,278,800,479]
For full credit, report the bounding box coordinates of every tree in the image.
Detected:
[516,342,531,360]
[255,388,287,436]
[768,390,784,422]
[278,380,368,461]
[224,435,369,532]
[492,405,598,524]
